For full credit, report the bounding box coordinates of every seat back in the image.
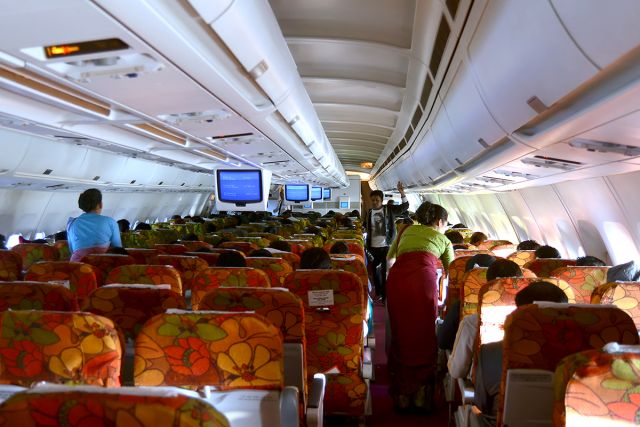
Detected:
[330,255,368,294]
[218,241,259,255]
[154,243,189,255]
[0,310,122,386]
[461,267,488,317]
[153,255,209,292]
[191,267,271,309]
[0,282,78,311]
[105,264,182,294]
[284,270,367,416]
[324,240,365,260]
[134,311,283,390]
[24,261,98,302]
[53,240,71,261]
[271,251,301,270]
[523,258,576,277]
[246,257,294,286]
[0,250,22,281]
[549,266,610,303]
[11,243,58,270]
[180,240,214,252]
[498,304,639,426]
[506,250,536,268]
[553,345,640,426]
[477,240,513,250]
[454,249,494,258]
[592,282,640,330]
[125,248,161,264]
[0,385,230,427]
[83,285,185,340]
[81,254,136,286]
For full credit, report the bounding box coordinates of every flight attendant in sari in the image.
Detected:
[386,202,454,412]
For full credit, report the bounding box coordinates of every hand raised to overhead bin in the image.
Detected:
[397,181,405,195]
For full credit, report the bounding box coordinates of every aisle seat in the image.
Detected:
[523,258,576,277]
[191,267,271,309]
[271,252,301,270]
[246,257,294,286]
[126,248,161,264]
[152,254,209,292]
[549,266,610,304]
[81,253,136,287]
[24,261,97,303]
[186,251,220,266]
[105,264,182,294]
[53,240,71,260]
[154,243,189,255]
[506,250,536,268]
[0,250,22,281]
[11,243,58,271]
[592,281,640,330]
[218,241,259,255]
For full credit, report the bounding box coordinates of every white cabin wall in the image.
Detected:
[425,169,640,265]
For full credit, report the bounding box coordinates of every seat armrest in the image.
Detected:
[306,374,326,427]
[457,377,474,404]
[280,386,300,427]
[362,347,373,379]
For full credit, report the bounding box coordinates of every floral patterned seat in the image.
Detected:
[191,268,271,310]
[218,241,259,255]
[281,241,311,256]
[477,240,513,251]
[523,258,576,277]
[454,249,494,258]
[126,248,161,264]
[461,268,488,317]
[246,257,294,287]
[498,304,639,425]
[134,311,283,390]
[0,385,229,427]
[549,266,610,304]
[11,243,59,271]
[506,250,536,268]
[154,244,189,255]
[324,240,366,260]
[81,254,136,287]
[83,285,185,340]
[0,250,22,281]
[0,310,122,386]
[181,241,214,252]
[284,270,367,416]
[271,252,301,270]
[553,344,640,426]
[330,256,369,295]
[592,282,640,330]
[24,261,98,303]
[0,282,78,311]
[105,264,182,295]
[53,240,71,261]
[152,255,209,293]
[186,251,220,267]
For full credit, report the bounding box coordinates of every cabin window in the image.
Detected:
[603,222,639,264]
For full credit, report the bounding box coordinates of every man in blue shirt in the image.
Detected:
[67,188,122,261]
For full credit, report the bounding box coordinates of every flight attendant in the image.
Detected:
[67,188,122,261]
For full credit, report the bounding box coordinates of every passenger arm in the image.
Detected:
[109,219,122,248]
[390,181,409,215]
[440,240,455,270]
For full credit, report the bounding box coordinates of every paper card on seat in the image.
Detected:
[48,280,70,289]
[308,290,334,307]
[0,385,25,403]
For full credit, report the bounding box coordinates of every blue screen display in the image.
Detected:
[216,170,263,203]
[340,201,349,209]
[285,184,309,202]
[310,186,322,201]
[323,188,331,200]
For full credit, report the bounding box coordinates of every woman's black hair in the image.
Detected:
[486,259,523,281]
[465,254,496,272]
[470,232,488,246]
[249,249,273,257]
[445,231,464,244]
[415,202,447,226]
[517,240,541,251]
[535,245,561,259]
[117,219,130,233]
[330,241,350,254]
[78,188,102,213]
[134,222,152,231]
[300,247,331,269]
[452,223,467,229]
[269,240,292,252]
[216,251,247,267]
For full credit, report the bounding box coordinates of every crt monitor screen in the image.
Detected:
[216,169,263,204]
[310,186,322,201]
[285,184,310,202]
[322,188,332,200]
[340,201,349,209]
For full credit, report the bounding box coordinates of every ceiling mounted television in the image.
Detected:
[216,169,263,206]
[285,184,309,202]
[310,186,322,201]
[322,188,332,200]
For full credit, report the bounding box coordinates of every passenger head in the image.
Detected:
[470,232,488,247]
[515,281,568,306]
[249,249,272,257]
[387,200,395,206]
[300,248,331,269]
[535,245,561,259]
[350,210,361,219]
[216,251,246,268]
[452,223,467,229]
[445,231,464,245]
[269,240,292,252]
[117,219,130,233]
[78,188,103,213]
[54,231,67,241]
[486,259,523,281]
[606,261,640,282]
[370,190,384,210]
[576,256,606,267]
[330,241,350,254]
[415,202,447,231]
[517,240,541,251]
[465,254,496,272]
[134,222,152,231]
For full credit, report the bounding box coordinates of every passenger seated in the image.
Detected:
[465,254,496,272]
[517,239,541,251]
[473,281,568,421]
[117,219,130,233]
[447,260,522,378]
[452,223,467,229]
[534,245,561,259]
[470,232,488,247]
[269,240,292,252]
[67,188,122,262]
[445,231,464,245]
[134,222,152,231]
[606,260,640,282]
[216,251,246,268]
[576,255,606,266]
[248,249,272,257]
[299,247,331,269]
[330,241,350,255]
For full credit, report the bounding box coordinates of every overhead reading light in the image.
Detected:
[521,156,582,171]
[569,139,640,157]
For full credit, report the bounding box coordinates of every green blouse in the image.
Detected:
[387,224,454,269]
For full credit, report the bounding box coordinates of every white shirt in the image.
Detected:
[370,208,387,247]
[448,313,478,379]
